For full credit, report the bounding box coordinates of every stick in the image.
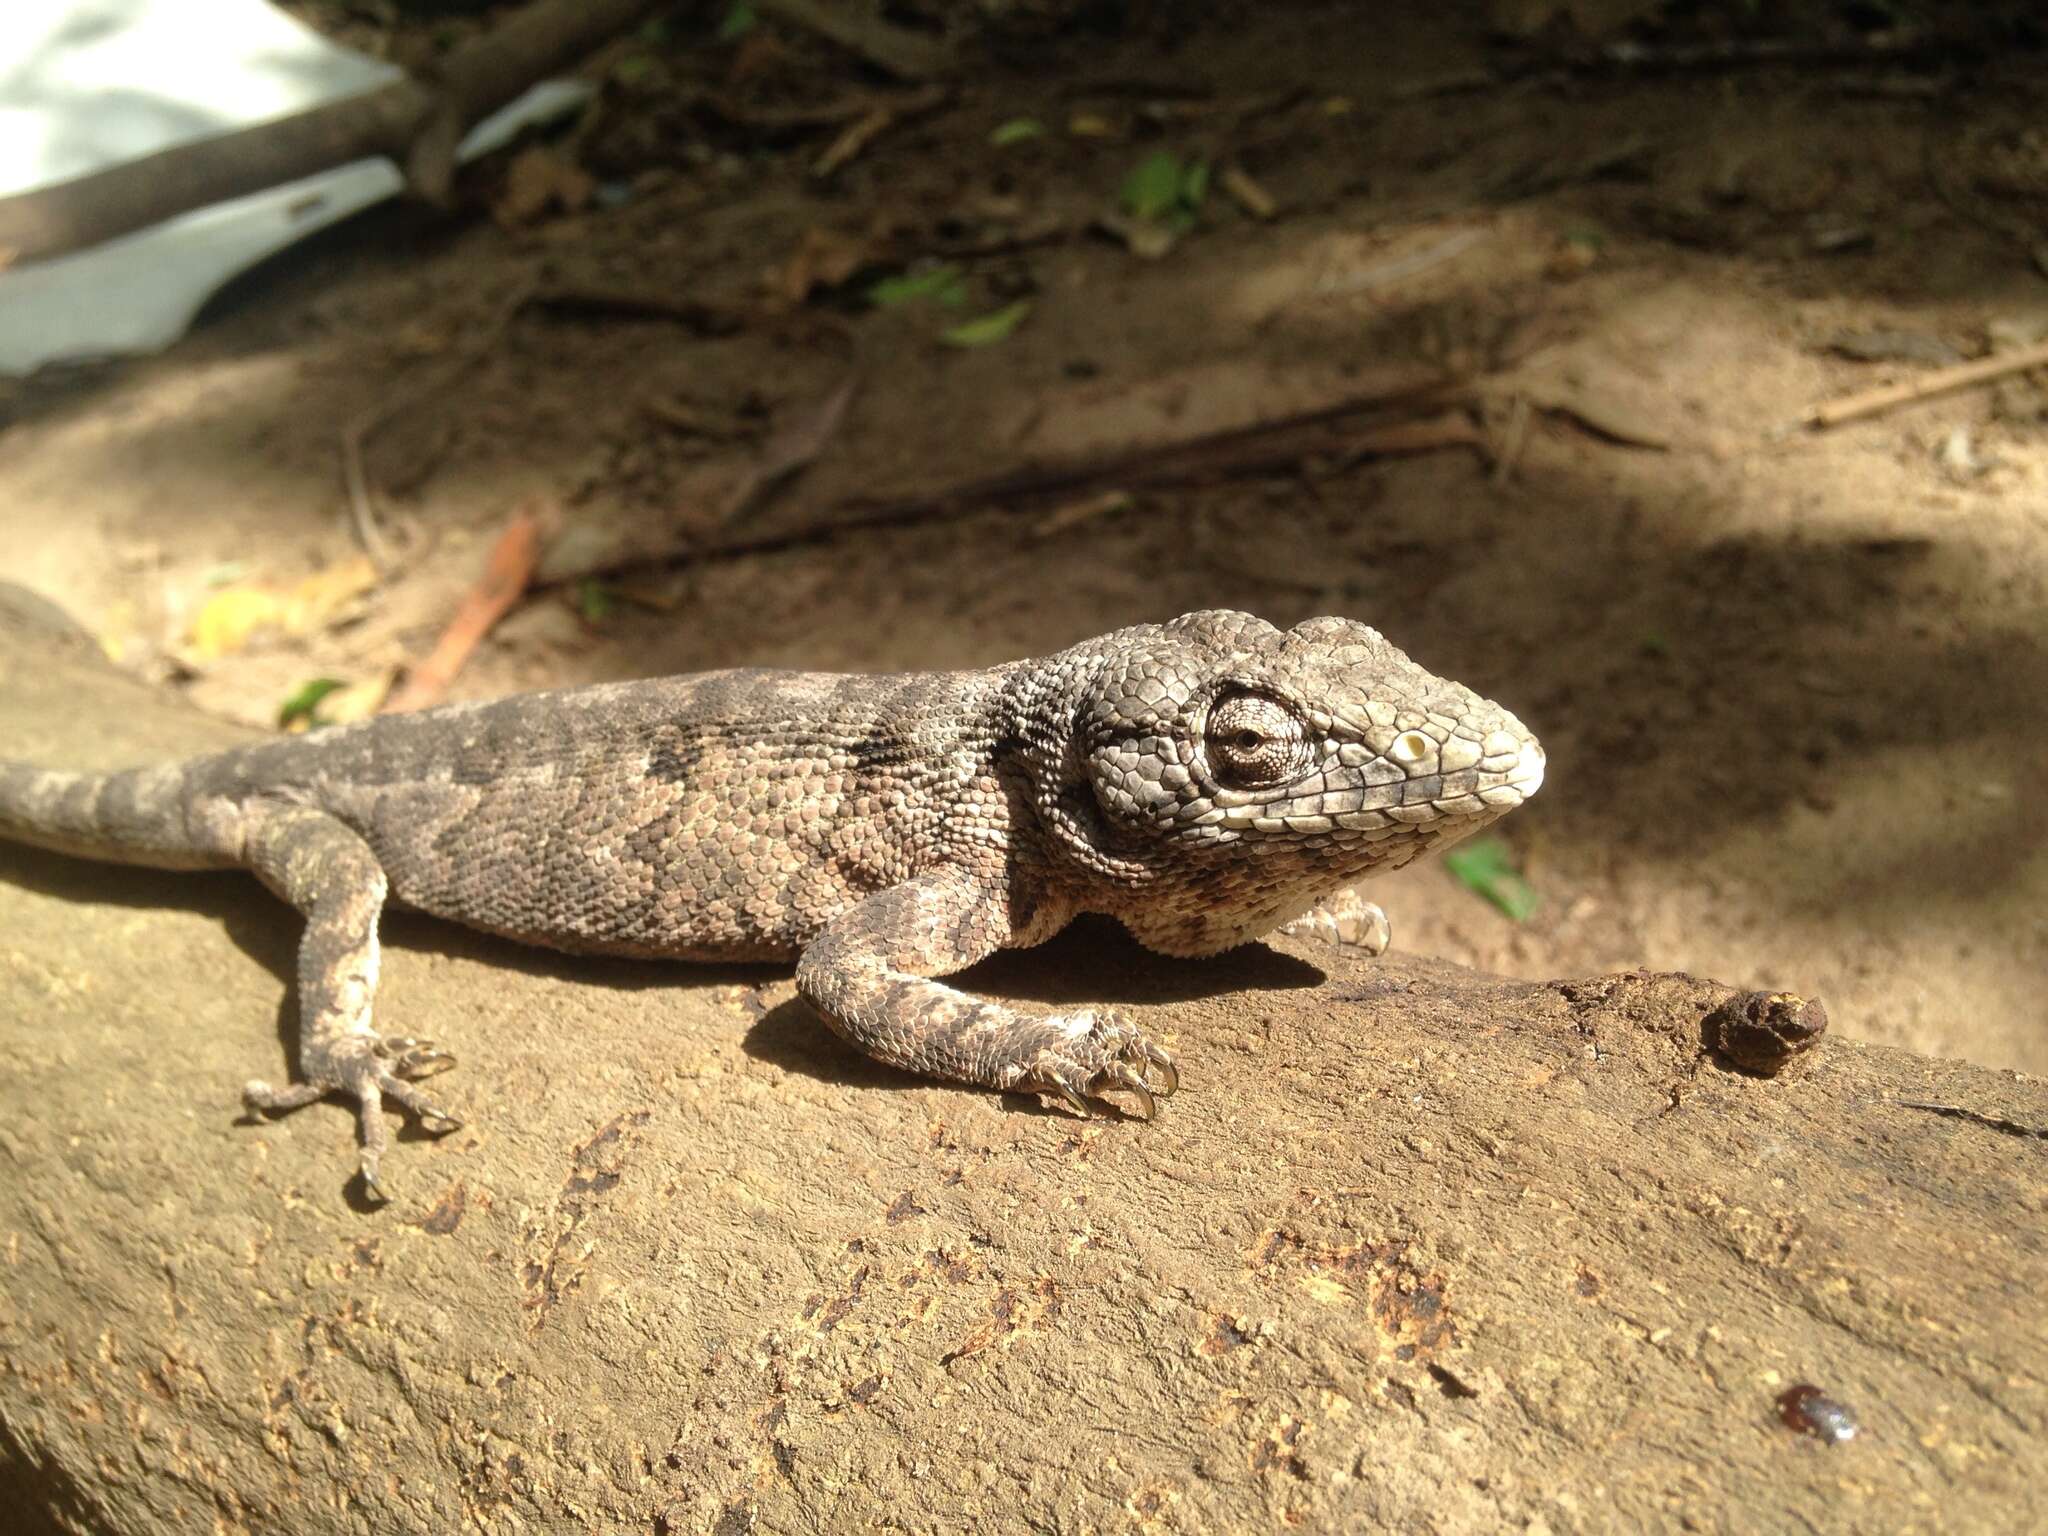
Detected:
[686,390,1464,565]
[0,0,658,264]
[1801,339,2048,429]
[810,87,950,179]
[753,0,951,82]
[383,506,548,713]
[525,285,746,333]
[533,379,859,586]
[340,277,536,568]
[1893,1099,2048,1140]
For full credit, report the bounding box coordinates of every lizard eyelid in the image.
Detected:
[1204,690,1305,788]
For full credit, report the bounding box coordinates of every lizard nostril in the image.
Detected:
[1390,731,1431,765]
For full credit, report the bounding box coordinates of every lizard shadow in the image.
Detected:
[2,845,1324,1116]
[0,846,491,1198]
[371,905,1328,1107]
[736,915,1327,1101]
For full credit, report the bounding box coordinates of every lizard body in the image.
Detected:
[0,610,1543,1191]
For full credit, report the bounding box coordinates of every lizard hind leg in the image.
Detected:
[236,804,460,1197]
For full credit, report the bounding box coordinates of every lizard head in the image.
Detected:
[1031,609,1545,952]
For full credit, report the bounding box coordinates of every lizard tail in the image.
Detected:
[0,760,231,870]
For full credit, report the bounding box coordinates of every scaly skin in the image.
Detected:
[0,610,1543,1193]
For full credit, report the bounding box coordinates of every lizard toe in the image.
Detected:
[1045,1074,1093,1118]
[1022,1011,1176,1119]
[243,1077,328,1114]
[1121,1038,1179,1097]
[372,1068,462,1134]
[377,1036,457,1079]
[1095,1061,1157,1120]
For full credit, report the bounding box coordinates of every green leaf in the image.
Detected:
[1120,151,1186,221]
[1179,158,1211,208]
[866,264,966,308]
[940,299,1032,348]
[612,53,659,85]
[1444,836,1540,922]
[278,677,345,730]
[717,2,757,41]
[575,578,617,624]
[989,117,1046,148]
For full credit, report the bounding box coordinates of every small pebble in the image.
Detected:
[1706,991,1829,1075]
[1776,1383,1859,1445]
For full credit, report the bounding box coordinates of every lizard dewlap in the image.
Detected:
[0,610,1542,1192]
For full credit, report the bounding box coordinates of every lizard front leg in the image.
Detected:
[1278,886,1393,955]
[236,804,459,1196]
[795,866,1178,1117]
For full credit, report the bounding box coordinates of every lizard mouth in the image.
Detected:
[1503,739,1546,802]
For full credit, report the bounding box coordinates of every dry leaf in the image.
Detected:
[187,556,377,659]
[1220,166,1278,221]
[189,587,282,660]
[774,225,871,306]
[281,556,379,632]
[494,146,594,228]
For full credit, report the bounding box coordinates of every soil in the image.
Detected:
[3,0,2045,1075]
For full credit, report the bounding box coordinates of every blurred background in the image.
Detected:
[3,0,2043,1070]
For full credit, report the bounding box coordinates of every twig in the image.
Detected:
[1333,411,1485,465]
[1800,339,2048,429]
[524,285,746,333]
[719,377,859,527]
[1578,30,1950,75]
[341,429,396,573]
[534,378,859,586]
[688,390,1464,564]
[753,0,951,82]
[1311,229,1488,299]
[0,0,660,264]
[383,505,550,713]
[1397,28,1957,100]
[1893,1098,2048,1141]
[1219,166,1278,221]
[810,87,949,179]
[340,278,536,568]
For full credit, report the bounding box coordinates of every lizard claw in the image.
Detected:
[1047,1076,1093,1118]
[1132,1040,1178,1098]
[244,1030,465,1193]
[1023,1010,1175,1121]
[1100,1062,1157,1120]
[1280,889,1393,956]
[378,1038,457,1079]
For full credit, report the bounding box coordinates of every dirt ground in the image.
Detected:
[2,0,2044,1074]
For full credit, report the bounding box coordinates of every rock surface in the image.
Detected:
[0,590,2041,1534]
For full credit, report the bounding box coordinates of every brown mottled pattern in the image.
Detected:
[0,611,1543,1193]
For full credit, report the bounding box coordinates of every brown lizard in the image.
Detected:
[0,610,1543,1193]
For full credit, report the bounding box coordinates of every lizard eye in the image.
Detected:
[1206,692,1302,787]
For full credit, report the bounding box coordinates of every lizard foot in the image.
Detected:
[244,1034,464,1199]
[1279,888,1392,956]
[1023,1010,1179,1121]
